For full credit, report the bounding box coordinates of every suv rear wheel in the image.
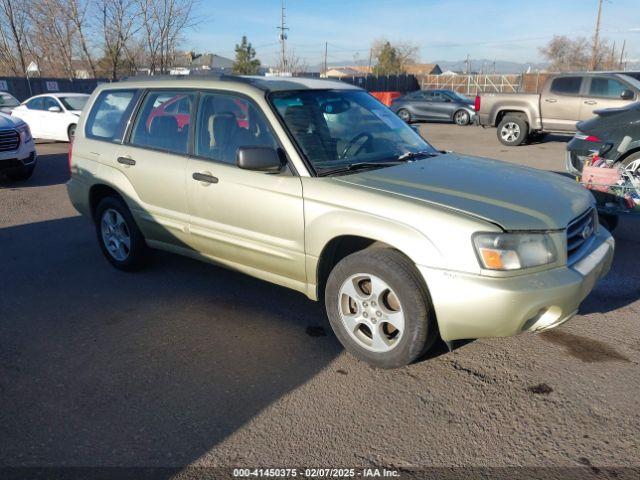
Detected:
[325,247,436,368]
[95,196,148,271]
[497,115,528,146]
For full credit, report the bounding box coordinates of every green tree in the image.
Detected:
[372,41,404,75]
[232,35,261,75]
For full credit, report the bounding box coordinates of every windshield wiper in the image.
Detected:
[318,161,407,177]
[396,150,440,161]
[317,151,440,177]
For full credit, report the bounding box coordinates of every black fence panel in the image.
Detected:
[338,74,419,92]
[0,77,110,101]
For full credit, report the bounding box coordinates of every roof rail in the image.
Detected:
[120,72,247,82]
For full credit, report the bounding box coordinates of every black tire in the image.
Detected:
[68,124,76,142]
[453,109,470,126]
[95,196,149,271]
[397,108,412,123]
[325,246,437,369]
[599,213,619,233]
[497,115,528,146]
[7,164,35,181]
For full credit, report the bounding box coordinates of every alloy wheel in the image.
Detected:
[100,208,131,261]
[454,111,469,125]
[500,122,521,143]
[338,273,405,352]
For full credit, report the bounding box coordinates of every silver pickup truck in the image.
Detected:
[476,72,640,146]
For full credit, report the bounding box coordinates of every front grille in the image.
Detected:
[0,129,20,152]
[567,208,596,264]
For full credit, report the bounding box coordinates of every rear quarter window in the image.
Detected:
[85,90,139,142]
[550,77,582,95]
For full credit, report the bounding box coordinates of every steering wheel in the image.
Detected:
[340,132,373,159]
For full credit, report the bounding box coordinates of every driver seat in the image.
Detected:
[284,106,333,162]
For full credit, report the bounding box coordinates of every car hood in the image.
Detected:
[334,153,593,230]
[0,112,22,129]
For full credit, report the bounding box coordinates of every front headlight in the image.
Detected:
[17,123,32,143]
[473,232,557,271]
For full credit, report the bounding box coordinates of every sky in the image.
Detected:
[186,0,640,67]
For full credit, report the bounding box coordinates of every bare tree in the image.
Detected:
[62,0,97,78]
[28,0,78,78]
[540,35,617,72]
[98,0,139,80]
[285,49,308,75]
[136,0,197,74]
[0,0,30,75]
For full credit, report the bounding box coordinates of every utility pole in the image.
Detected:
[368,48,373,73]
[323,41,328,77]
[591,0,603,71]
[277,0,289,73]
[465,54,470,74]
[619,39,626,69]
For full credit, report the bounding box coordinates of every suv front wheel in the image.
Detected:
[95,196,148,271]
[325,247,437,368]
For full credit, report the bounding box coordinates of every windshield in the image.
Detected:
[618,74,640,91]
[59,96,88,111]
[0,93,19,108]
[270,90,438,175]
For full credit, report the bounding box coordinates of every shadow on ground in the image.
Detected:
[0,150,69,188]
[0,215,341,469]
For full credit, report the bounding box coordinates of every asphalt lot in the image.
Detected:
[0,124,638,474]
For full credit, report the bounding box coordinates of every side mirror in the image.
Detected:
[410,125,423,137]
[444,98,452,103]
[48,106,62,113]
[237,146,283,173]
[620,89,634,100]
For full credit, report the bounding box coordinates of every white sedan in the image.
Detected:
[11,93,89,142]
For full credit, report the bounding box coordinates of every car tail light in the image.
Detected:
[68,138,74,174]
[575,132,602,142]
[474,95,481,112]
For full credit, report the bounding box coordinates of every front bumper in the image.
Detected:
[0,141,37,175]
[418,227,615,341]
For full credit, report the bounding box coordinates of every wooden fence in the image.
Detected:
[418,73,552,95]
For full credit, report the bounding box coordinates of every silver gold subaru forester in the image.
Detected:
[67,76,614,368]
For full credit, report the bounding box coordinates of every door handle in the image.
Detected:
[584,100,597,105]
[117,156,136,166]
[192,172,218,184]
[544,98,557,103]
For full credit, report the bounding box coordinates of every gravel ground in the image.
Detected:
[0,125,638,477]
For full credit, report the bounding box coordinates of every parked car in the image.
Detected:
[0,91,20,114]
[476,73,640,146]
[390,89,475,125]
[0,112,37,180]
[67,76,614,368]
[566,101,640,175]
[12,93,89,142]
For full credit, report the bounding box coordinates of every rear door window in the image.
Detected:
[85,90,139,142]
[588,77,631,98]
[130,90,195,154]
[550,77,583,95]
